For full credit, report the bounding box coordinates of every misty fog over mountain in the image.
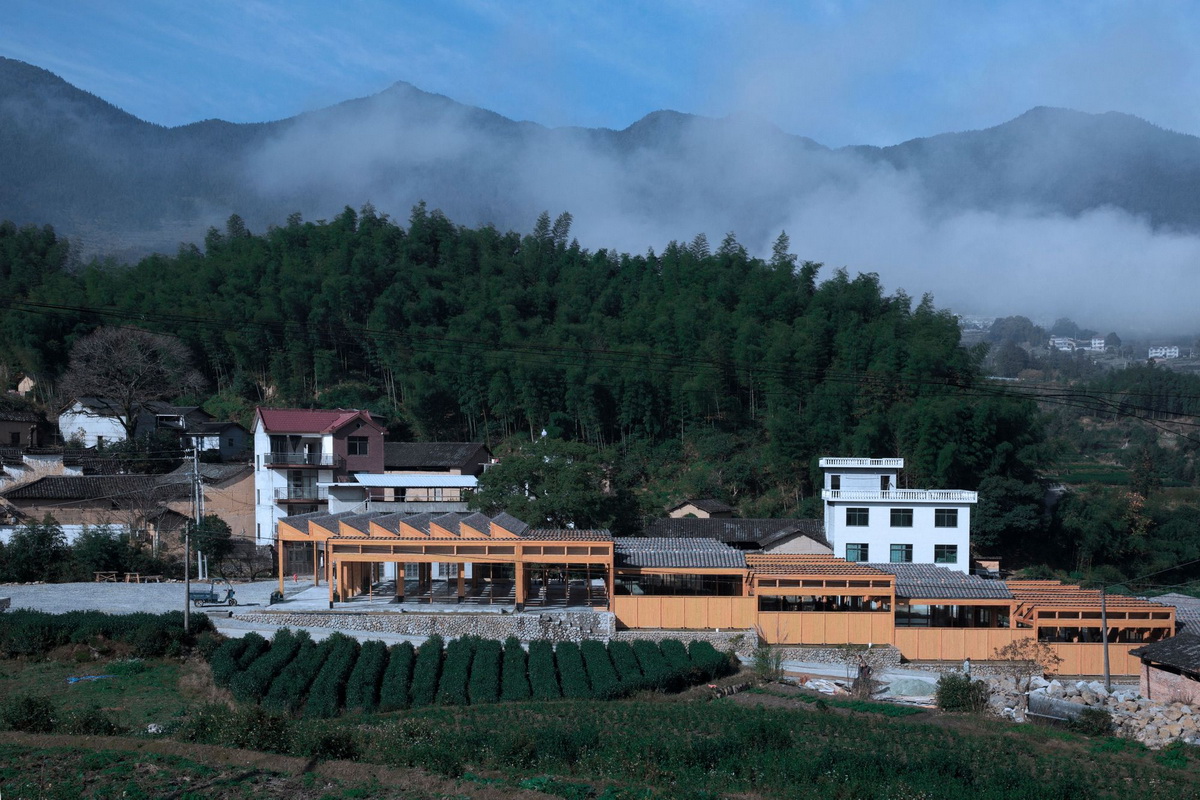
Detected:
[2,56,1198,334]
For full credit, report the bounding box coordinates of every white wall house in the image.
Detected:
[1149,346,1180,359]
[58,399,129,447]
[820,457,976,574]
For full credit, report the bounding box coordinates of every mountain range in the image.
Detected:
[4,56,1200,264]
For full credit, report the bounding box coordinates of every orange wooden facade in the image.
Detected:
[276,517,1175,675]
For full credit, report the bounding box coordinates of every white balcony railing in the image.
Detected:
[821,489,978,503]
[819,457,905,468]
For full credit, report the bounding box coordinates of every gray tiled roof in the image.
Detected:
[865,563,1012,600]
[614,537,746,569]
[0,475,183,502]
[644,518,828,549]
[668,498,735,514]
[525,529,613,541]
[340,512,386,534]
[491,512,529,536]
[384,442,487,470]
[1131,633,1200,673]
[1144,593,1200,632]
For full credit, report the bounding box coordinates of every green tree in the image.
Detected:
[186,515,234,575]
[470,438,628,530]
[2,514,68,582]
[70,524,126,580]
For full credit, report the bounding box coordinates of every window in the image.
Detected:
[880,475,890,491]
[347,436,369,456]
[935,508,959,528]
[845,543,869,562]
[830,475,840,491]
[890,508,913,527]
[935,544,959,564]
[890,544,913,563]
[846,508,869,526]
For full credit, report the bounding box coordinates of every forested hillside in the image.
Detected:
[3,208,1198,586]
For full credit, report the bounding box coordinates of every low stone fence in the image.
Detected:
[773,644,904,669]
[237,610,615,643]
[988,676,1198,749]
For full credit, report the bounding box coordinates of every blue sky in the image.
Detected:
[5,1,1200,147]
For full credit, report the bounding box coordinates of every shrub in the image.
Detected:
[935,672,989,713]
[607,641,646,691]
[468,639,502,705]
[528,640,561,700]
[1070,707,1114,737]
[0,694,57,733]
[175,702,227,744]
[345,640,389,713]
[290,721,360,760]
[0,609,212,659]
[632,640,674,691]
[554,642,592,699]
[235,632,270,671]
[501,637,531,701]
[209,636,250,688]
[379,642,416,712]
[688,641,734,680]
[751,645,783,682]
[59,706,122,736]
[303,633,360,718]
[263,638,331,714]
[660,639,692,672]
[230,628,303,703]
[225,705,294,752]
[437,637,477,706]
[581,640,622,699]
[409,634,444,708]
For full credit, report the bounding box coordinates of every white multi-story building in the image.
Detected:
[819,457,976,574]
[1149,346,1180,359]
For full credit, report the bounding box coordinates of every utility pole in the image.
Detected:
[185,445,198,634]
[1101,586,1111,692]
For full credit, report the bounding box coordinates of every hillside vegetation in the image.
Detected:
[1,210,1198,585]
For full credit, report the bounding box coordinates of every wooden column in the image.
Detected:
[396,561,406,601]
[515,561,526,608]
[313,541,320,586]
[328,558,335,606]
[277,540,285,596]
[457,563,466,603]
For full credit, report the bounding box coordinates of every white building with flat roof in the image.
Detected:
[819,457,976,574]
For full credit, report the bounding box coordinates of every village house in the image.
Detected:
[666,498,735,518]
[820,457,976,573]
[252,407,385,544]
[1131,634,1200,705]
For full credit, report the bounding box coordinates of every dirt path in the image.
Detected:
[0,731,554,799]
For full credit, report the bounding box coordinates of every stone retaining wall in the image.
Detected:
[774,644,904,669]
[237,610,615,643]
[610,629,750,652]
[988,676,1198,749]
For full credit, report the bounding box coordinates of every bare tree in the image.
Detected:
[993,637,1064,711]
[58,327,205,439]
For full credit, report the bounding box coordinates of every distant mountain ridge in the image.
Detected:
[4,56,1200,258]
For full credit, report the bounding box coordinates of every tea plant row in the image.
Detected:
[209,631,733,718]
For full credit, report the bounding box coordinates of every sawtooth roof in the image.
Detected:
[865,563,1012,600]
[614,537,746,569]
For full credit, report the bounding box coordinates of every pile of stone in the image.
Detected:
[986,675,1200,748]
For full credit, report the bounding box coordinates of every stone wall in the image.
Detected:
[610,629,750,652]
[774,644,904,669]
[237,609,615,643]
[988,676,1199,749]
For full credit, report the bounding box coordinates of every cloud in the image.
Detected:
[244,88,1200,335]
